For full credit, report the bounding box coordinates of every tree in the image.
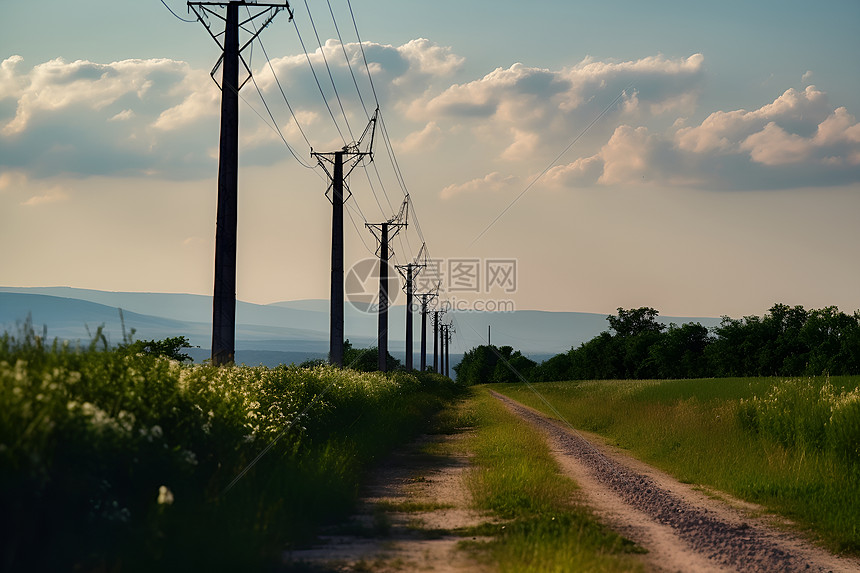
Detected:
[607,307,665,338]
[122,336,193,362]
[649,322,711,379]
[341,339,401,372]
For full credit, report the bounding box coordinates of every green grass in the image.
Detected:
[0,326,462,572]
[492,377,860,554]
[455,387,644,572]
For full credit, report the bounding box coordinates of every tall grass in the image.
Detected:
[493,377,860,554]
[0,325,461,572]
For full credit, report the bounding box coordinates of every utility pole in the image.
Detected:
[366,198,408,372]
[416,291,437,371]
[396,244,426,371]
[488,324,491,346]
[188,1,292,365]
[445,323,455,378]
[313,113,377,367]
[440,323,446,376]
[433,309,445,373]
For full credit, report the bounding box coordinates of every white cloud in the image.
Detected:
[109,109,135,122]
[440,171,519,199]
[396,38,464,77]
[407,53,704,167]
[676,86,831,155]
[740,122,814,166]
[399,121,442,152]
[545,85,860,190]
[21,187,69,206]
[2,57,190,136]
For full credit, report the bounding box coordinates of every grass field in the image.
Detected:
[0,326,461,572]
[492,376,860,555]
[443,387,644,572]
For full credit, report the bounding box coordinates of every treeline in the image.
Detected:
[455,304,860,384]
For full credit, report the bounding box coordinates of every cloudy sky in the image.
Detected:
[2,0,860,319]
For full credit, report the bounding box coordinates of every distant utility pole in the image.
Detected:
[445,323,455,378]
[440,323,446,376]
[396,244,426,371]
[313,113,377,367]
[187,1,292,366]
[366,199,408,372]
[433,309,445,373]
[416,291,437,371]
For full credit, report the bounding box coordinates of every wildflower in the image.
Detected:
[157,485,174,505]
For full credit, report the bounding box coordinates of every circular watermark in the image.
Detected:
[345,257,401,313]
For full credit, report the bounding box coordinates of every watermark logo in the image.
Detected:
[345,257,401,313]
[346,257,519,314]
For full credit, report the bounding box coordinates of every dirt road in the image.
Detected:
[285,391,858,572]
[283,432,491,572]
[492,390,860,573]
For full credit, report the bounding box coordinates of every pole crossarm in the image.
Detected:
[312,110,377,204]
[188,1,293,90]
[395,261,425,289]
[365,220,406,257]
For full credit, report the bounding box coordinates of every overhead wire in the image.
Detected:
[327,0,370,120]
[242,6,316,169]
[346,0,379,107]
[247,10,314,150]
[303,0,355,142]
[160,0,196,23]
[292,17,348,145]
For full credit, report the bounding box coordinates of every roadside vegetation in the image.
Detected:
[492,376,860,554]
[454,387,644,572]
[0,322,461,572]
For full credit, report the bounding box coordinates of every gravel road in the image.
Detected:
[492,390,859,573]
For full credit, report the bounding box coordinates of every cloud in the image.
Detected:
[406,53,704,167]
[440,171,519,199]
[0,38,462,180]
[546,85,860,190]
[21,186,69,206]
[399,121,442,152]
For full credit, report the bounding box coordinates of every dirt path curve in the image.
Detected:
[283,432,491,572]
[492,390,860,573]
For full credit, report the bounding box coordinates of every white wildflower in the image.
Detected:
[157,485,174,505]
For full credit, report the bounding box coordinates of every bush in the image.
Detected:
[0,327,462,572]
[737,378,860,463]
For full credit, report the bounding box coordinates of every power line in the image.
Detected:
[247,72,315,168]
[327,0,370,119]
[346,0,379,107]
[246,8,314,151]
[303,0,355,142]
[469,84,632,248]
[292,17,347,145]
[159,0,196,23]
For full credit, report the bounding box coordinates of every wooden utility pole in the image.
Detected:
[188,1,292,365]
[397,261,426,371]
[417,292,437,371]
[366,198,407,372]
[313,112,377,367]
[330,152,345,366]
[433,310,440,373]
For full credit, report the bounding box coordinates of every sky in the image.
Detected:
[2,0,860,320]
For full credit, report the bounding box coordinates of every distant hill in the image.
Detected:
[1,287,721,364]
